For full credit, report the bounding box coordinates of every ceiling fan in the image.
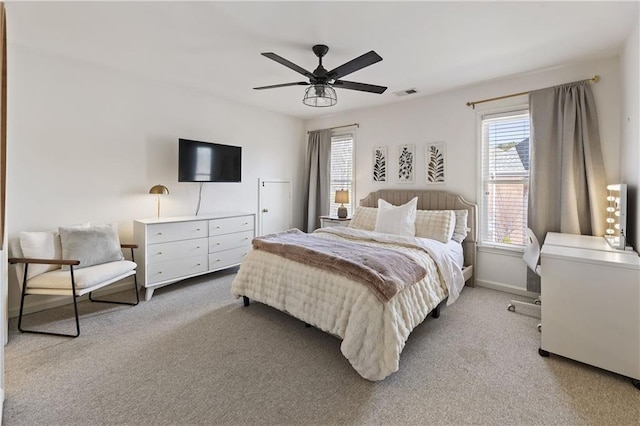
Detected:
[253,44,387,107]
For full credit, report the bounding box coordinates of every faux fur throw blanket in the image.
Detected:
[252,229,428,303]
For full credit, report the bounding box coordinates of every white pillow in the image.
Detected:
[19,230,62,280]
[374,197,418,237]
[18,222,91,280]
[414,210,456,243]
[348,206,378,231]
[59,223,124,270]
[452,209,469,243]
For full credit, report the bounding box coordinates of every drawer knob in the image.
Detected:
[243,237,248,240]
[158,271,163,274]
[216,242,220,246]
[243,222,248,225]
[197,263,201,266]
[197,228,201,231]
[157,232,162,235]
[157,252,162,255]
[196,246,200,249]
[215,259,220,262]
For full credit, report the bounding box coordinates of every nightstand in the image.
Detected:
[319,215,351,228]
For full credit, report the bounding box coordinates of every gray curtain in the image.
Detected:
[527,80,607,292]
[303,129,331,232]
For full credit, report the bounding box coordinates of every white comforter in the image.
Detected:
[230,227,465,381]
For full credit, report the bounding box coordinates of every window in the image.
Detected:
[480,109,530,247]
[329,133,355,217]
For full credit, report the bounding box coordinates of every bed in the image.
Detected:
[231,190,477,381]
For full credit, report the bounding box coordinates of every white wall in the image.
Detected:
[6,46,306,316]
[620,21,640,252]
[305,56,623,294]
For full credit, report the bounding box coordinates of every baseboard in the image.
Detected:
[8,277,137,319]
[0,386,4,424]
[475,279,540,299]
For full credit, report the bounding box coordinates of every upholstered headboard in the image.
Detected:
[359,190,477,286]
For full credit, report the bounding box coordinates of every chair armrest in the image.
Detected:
[120,243,138,249]
[8,257,80,266]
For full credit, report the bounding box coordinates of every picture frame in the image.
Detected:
[426,142,446,184]
[372,146,387,182]
[397,144,415,183]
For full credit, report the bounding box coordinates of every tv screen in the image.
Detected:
[178,139,242,182]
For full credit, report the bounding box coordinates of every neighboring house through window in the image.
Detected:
[480,108,531,247]
[329,133,355,217]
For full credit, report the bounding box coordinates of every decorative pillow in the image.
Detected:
[374,197,418,237]
[59,224,124,270]
[452,209,469,243]
[19,230,62,280]
[348,206,378,231]
[414,210,456,243]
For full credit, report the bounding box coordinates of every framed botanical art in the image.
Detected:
[426,142,446,184]
[372,146,387,182]
[398,144,415,183]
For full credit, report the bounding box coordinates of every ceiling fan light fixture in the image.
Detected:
[302,84,337,107]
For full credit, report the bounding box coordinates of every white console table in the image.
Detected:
[134,213,255,300]
[540,233,640,388]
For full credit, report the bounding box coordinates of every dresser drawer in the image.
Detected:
[148,221,208,244]
[209,230,253,253]
[208,246,250,271]
[209,215,254,236]
[147,238,208,264]
[147,254,209,285]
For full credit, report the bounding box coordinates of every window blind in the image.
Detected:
[329,134,354,217]
[481,110,530,246]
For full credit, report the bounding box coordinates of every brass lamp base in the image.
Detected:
[337,206,347,218]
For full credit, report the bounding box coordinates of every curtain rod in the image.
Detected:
[307,123,359,134]
[466,75,600,109]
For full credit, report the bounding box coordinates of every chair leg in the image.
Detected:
[88,275,140,306]
[18,294,81,338]
[17,264,81,337]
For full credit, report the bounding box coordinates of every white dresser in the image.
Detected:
[134,213,255,300]
[540,233,640,386]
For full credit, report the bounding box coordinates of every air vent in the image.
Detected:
[393,88,419,97]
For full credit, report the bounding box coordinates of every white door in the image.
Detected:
[259,179,292,236]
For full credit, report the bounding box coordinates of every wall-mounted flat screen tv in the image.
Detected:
[178,139,242,182]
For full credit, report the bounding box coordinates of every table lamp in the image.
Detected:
[149,185,169,218]
[335,190,349,218]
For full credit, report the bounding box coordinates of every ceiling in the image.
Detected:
[6,1,639,120]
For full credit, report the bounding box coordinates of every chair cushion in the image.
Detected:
[18,230,62,279]
[59,224,124,270]
[27,260,136,290]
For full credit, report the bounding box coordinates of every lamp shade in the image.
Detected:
[335,190,349,204]
[303,84,337,107]
[149,185,169,195]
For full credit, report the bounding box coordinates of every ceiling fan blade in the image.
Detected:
[261,52,314,79]
[253,82,310,90]
[333,80,387,94]
[327,51,383,80]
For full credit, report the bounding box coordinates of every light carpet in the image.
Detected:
[3,270,639,425]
